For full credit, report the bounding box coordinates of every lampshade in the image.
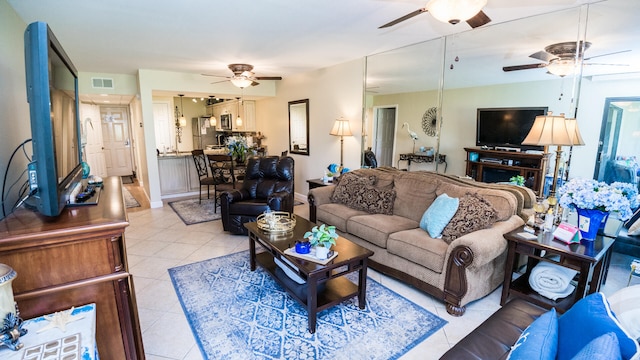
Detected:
[230,76,252,88]
[521,112,574,146]
[330,117,353,137]
[546,59,576,77]
[179,116,187,127]
[427,0,487,24]
[209,116,217,127]
[564,118,585,146]
[236,116,243,127]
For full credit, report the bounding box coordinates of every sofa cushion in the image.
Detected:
[420,193,459,238]
[628,217,640,236]
[387,228,449,273]
[316,203,367,232]
[557,292,640,360]
[441,193,497,243]
[347,214,418,249]
[507,308,558,360]
[436,182,515,221]
[392,172,439,222]
[571,332,621,360]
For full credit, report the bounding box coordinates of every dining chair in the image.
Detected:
[191,150,216,204]
[207,154,238,213]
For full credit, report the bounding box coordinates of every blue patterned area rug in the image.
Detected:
[168,251,447,360]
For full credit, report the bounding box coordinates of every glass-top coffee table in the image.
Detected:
[244,216,374,333]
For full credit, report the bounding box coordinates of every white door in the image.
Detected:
[80,104,107,177]
[101,106,133,176]
[373,106,397,167]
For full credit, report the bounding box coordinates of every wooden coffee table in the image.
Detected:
[245,217,374,333]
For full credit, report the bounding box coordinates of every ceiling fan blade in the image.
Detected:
[251,81,260,86]
[466,10,491,28]
[210,80,229,85]
[255,76,282,80]
[584,62,630,67]
[379,8,427,29]
[202,73,229,78]
[502,63,548,72]
[584,49,631,61]
[529,51,557,62]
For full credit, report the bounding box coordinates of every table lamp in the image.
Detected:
[330,117,352,167]
[521,111,585,198]
[0,263,26,351]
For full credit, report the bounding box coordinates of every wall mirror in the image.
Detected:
[289,99,310,155]
[363,0,640,180]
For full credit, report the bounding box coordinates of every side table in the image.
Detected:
[307,178,332,189]
[500,226,615,313]
[0,303,97,359]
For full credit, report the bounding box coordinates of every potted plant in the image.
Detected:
[557,178,634,240]
[303,224,338,259]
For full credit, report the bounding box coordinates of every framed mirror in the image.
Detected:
[289,99,309,155]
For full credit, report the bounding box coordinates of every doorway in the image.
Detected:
[593,97,640,190]
[373,106,397,167]
[101,106,134,177]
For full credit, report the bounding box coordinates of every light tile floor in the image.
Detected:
[125,198,635,360]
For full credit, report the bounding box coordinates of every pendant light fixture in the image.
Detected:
[208,96,217,127]
[178,94,187,128]
[236,97,243,127]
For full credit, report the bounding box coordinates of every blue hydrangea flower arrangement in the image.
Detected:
[557,178,634,221]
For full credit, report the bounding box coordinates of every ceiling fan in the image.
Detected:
[203,64,282,88]
[379,0,491,29]
[502,41,630,77]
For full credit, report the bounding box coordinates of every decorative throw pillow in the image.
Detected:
[624,208,640,229]
[330,173,376,205]
[350,185,396,215]
[441,193,497,243]
[570,332,621,360]
[507,308,558,360]
[557,292,640,360]
[420,193,459,238]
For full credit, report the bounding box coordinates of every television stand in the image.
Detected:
[464,147,550,196]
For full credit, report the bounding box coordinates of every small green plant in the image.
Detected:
[510,175,525,186]
[304,224,338,248]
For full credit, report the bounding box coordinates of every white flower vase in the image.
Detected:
[315,245,330,259]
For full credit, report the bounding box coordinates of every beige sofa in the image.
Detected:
[308,167,534,316]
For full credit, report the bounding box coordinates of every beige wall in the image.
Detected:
[0,0,31,219]
[256,59,364,200]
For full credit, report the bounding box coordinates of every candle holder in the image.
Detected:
[0,264,26,351]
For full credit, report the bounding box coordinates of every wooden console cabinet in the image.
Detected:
[0,176,144,360]
[464,147,549,196]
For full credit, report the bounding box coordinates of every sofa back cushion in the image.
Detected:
[436,182,516,221]
[392,172,439,222]
[330,172,396,215]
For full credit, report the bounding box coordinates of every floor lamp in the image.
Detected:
[330,117,352,168]
[521,112,585,199]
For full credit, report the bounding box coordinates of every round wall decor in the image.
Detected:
[422,107,438,137]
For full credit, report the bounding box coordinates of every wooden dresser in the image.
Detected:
[0,176,144,360]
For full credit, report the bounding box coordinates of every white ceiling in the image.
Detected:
[8,0,637,101]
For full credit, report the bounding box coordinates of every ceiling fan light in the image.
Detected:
[230,76,253,88]
[547,60,576,77]
[427,0,487,24]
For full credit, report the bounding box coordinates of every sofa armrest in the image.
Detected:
[447,215,524,270]
[308,185,335,222]
[268,191,294,212]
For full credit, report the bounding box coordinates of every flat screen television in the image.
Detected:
[24,21,83,217]
[476,107,547,151]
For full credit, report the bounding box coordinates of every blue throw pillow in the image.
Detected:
[570,332,621,360]
[558,292,640,360]
[507,308,558,360]
[419,193,459,238]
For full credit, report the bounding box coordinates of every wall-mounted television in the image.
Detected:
[24,21,83,217]
[476,107,547,151]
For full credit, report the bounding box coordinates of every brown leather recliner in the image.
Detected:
[220,156,295,235]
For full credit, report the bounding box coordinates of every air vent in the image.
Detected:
[91,77,114,89]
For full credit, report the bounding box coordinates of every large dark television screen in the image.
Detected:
[476,107,547,150]
[25,21,82,217]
